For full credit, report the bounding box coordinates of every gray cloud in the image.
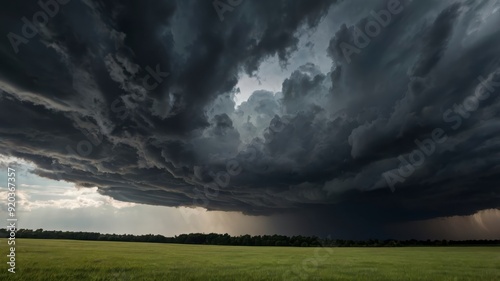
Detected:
[1,0,500,236]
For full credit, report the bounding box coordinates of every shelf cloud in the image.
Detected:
[1,0,499,236]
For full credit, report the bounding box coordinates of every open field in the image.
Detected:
[1,239,499,280]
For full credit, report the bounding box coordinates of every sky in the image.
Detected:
[0,0,499,240]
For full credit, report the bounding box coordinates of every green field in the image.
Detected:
[0,239,499,280]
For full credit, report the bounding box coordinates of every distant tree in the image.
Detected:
[1,228,499,248]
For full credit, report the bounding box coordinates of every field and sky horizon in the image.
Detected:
[1,0,500,279]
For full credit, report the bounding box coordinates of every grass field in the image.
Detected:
[0,239,499,280]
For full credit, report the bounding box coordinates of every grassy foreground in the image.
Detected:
[0,239,499,281]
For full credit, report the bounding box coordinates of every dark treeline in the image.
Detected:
[1,229,499,247]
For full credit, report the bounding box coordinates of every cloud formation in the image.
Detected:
[1,0,500,234]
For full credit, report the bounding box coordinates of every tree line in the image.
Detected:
[1,229,499,247]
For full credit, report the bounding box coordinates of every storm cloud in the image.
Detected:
[1,0,499,235]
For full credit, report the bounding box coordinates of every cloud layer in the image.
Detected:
[1,0,499,233]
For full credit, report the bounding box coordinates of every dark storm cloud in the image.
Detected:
[1,0,500,232]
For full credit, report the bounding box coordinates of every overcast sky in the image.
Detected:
[0,0,499,239]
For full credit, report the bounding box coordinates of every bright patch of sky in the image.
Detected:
[234,10,335,107]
